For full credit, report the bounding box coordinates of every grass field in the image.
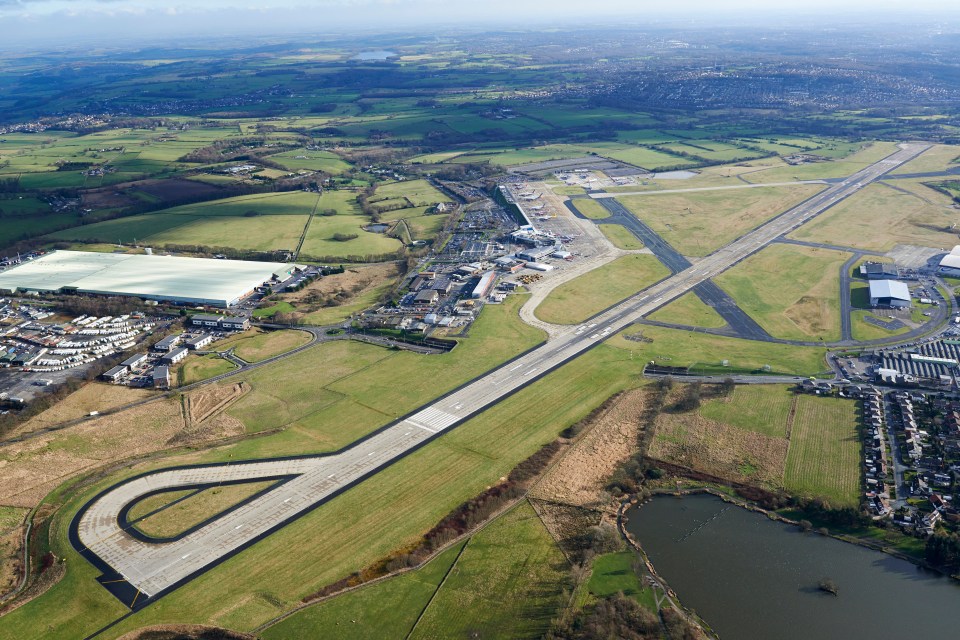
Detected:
[715,244,850,341]
[784,395,860,508]
[216,329,311,363]
[645,291,726,329]
[790,181,959,251]
[369,179,447,208]
[261,542,467,640]
[132,482,276,539]
[599,223,644,250]
[536,254,669,325]
[570,198,611,220]
[617,184,825,257]
[850,310,912,342]
[587,551,656,611]
[126,490,196,522]
[179,355,237,386]
[408,501,569,639]
[12,383,157,436]
[889,144,960,175]
[699,385,795,438]
[609,325,828,376]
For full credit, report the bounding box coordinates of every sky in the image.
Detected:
[0,0,957,50]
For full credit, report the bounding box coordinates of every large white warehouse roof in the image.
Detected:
[0,250,297,307]
[868,279,910,302]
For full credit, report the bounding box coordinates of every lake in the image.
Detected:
[625,493,960,639]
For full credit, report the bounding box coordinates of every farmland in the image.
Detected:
[715,244,850,341]
[616,183,825,257]
[784,395,861,508]
[536,254,670,325]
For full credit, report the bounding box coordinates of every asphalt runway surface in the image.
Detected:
[71,143,929,609]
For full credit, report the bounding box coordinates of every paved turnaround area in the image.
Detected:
[72,143,928,608]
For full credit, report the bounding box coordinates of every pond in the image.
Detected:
[365,223,389,233]
[625,493,960,639]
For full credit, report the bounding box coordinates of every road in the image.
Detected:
[71,143,930,609]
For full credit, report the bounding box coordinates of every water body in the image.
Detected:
[365,223,389,233]
[351,50,397,61]
[625,493,960,639]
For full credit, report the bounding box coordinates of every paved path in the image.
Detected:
[71,143,929,609]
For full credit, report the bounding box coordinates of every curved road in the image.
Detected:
[71,143,929,609]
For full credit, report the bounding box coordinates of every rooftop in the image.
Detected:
[0,250,298,307]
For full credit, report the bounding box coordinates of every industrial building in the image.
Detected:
[153,334,182,352]
[102,365,128,382]
[121,353,148,369]
[190,314,250,331]
[0,250,300,308]
[185,334,214,350]
[472,271,497,299]
[939,246,960,277]
[869,280,912,308]
[860,262,899,280]
[161,347,189,365]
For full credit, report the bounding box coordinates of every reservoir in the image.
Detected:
[625,493,960,639]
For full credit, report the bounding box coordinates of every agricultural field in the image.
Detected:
[645,291,727,329]
[265,148,352,174]
[714,244,850,341]
[783,395,861,508]
[536,254,670,325]
[368,179,447,209]
[599,223,644,250]
[215,328,312,363]
[790,181,959,251]
[48,190,321,250]
[617,183,825,257]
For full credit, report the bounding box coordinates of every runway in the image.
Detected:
[71,143,929,609]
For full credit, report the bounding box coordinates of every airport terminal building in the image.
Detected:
[0,250,300,307]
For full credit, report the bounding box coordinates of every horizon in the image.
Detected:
[1,0,959,52]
